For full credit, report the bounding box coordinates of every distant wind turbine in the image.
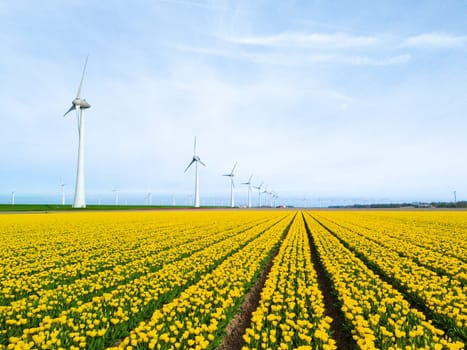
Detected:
[64,56,91,208]
[268,189,274,208]
[223,162,237,208]
[273,193,279,208]
[60,181,66,205]
[113,187,119,206]
[253,182,263,207]
[146,192,152,206]
[184,137,206,208]
[11,191,16,205]
[262,185,269,207]
[241,174,254,208]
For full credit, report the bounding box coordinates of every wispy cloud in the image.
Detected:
[314,53,411,66]
[225,32,381,49]
[402,33,467,49]
[157,0,214,9]
[174,44,410,66]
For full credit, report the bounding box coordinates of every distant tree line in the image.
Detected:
[329,201,467,209]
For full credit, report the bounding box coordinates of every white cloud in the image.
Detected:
[226,32,380,49]
[402,33,467,49]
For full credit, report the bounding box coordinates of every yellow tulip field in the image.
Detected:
[0,210,465,349]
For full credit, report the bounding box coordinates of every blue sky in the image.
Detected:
[1,0,466,205]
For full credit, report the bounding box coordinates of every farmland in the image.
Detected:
[0,210,466,349]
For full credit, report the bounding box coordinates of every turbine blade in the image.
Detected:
[184,159,195,172]
[64,105,75,116]
[231,161,238,175]
[76,56,88,99]
[193,136,197,155]
[248,174,253,183]
[198,159,207,167]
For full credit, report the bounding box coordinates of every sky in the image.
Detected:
[1,0,466,206]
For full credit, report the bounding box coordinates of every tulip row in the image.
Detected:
[241,214,335,350]
[311,213,467,341]
[303,213,464,350]
[106,213,294,350]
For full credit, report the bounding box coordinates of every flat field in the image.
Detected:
[0,210,465,349]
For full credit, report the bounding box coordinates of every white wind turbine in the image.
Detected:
[273,192,279,208]
[60,181,66,205]
[253,182,263,207]
[64,56,91,208]
[269,190,276,208]
[241,174,253,208]
[113,187,119,206]
[262,185,269,207]
[11,191,16,205]
[184,137,206,208]
[222,162,237,208]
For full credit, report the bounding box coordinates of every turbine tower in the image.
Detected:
[223,162,237,208]
[11,191,16,205]
[64,56,91,208]
[241,174,253,208]
[253,182,263,207]
[184,137,206,208]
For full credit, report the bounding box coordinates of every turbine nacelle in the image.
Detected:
[64,98,91,116]
[73,98,91,109]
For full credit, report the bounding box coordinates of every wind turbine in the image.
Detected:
[262,185,269,207]
[60,181,66,205]
[64,56,91,208]
[11,191,16,205]
[270,190,276,208]
[223,162,237,207]
[146,192,152,206]
[253,182,263,207]
[113,187,119,206]
[184,137,206,208]
[241,174,253,208]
